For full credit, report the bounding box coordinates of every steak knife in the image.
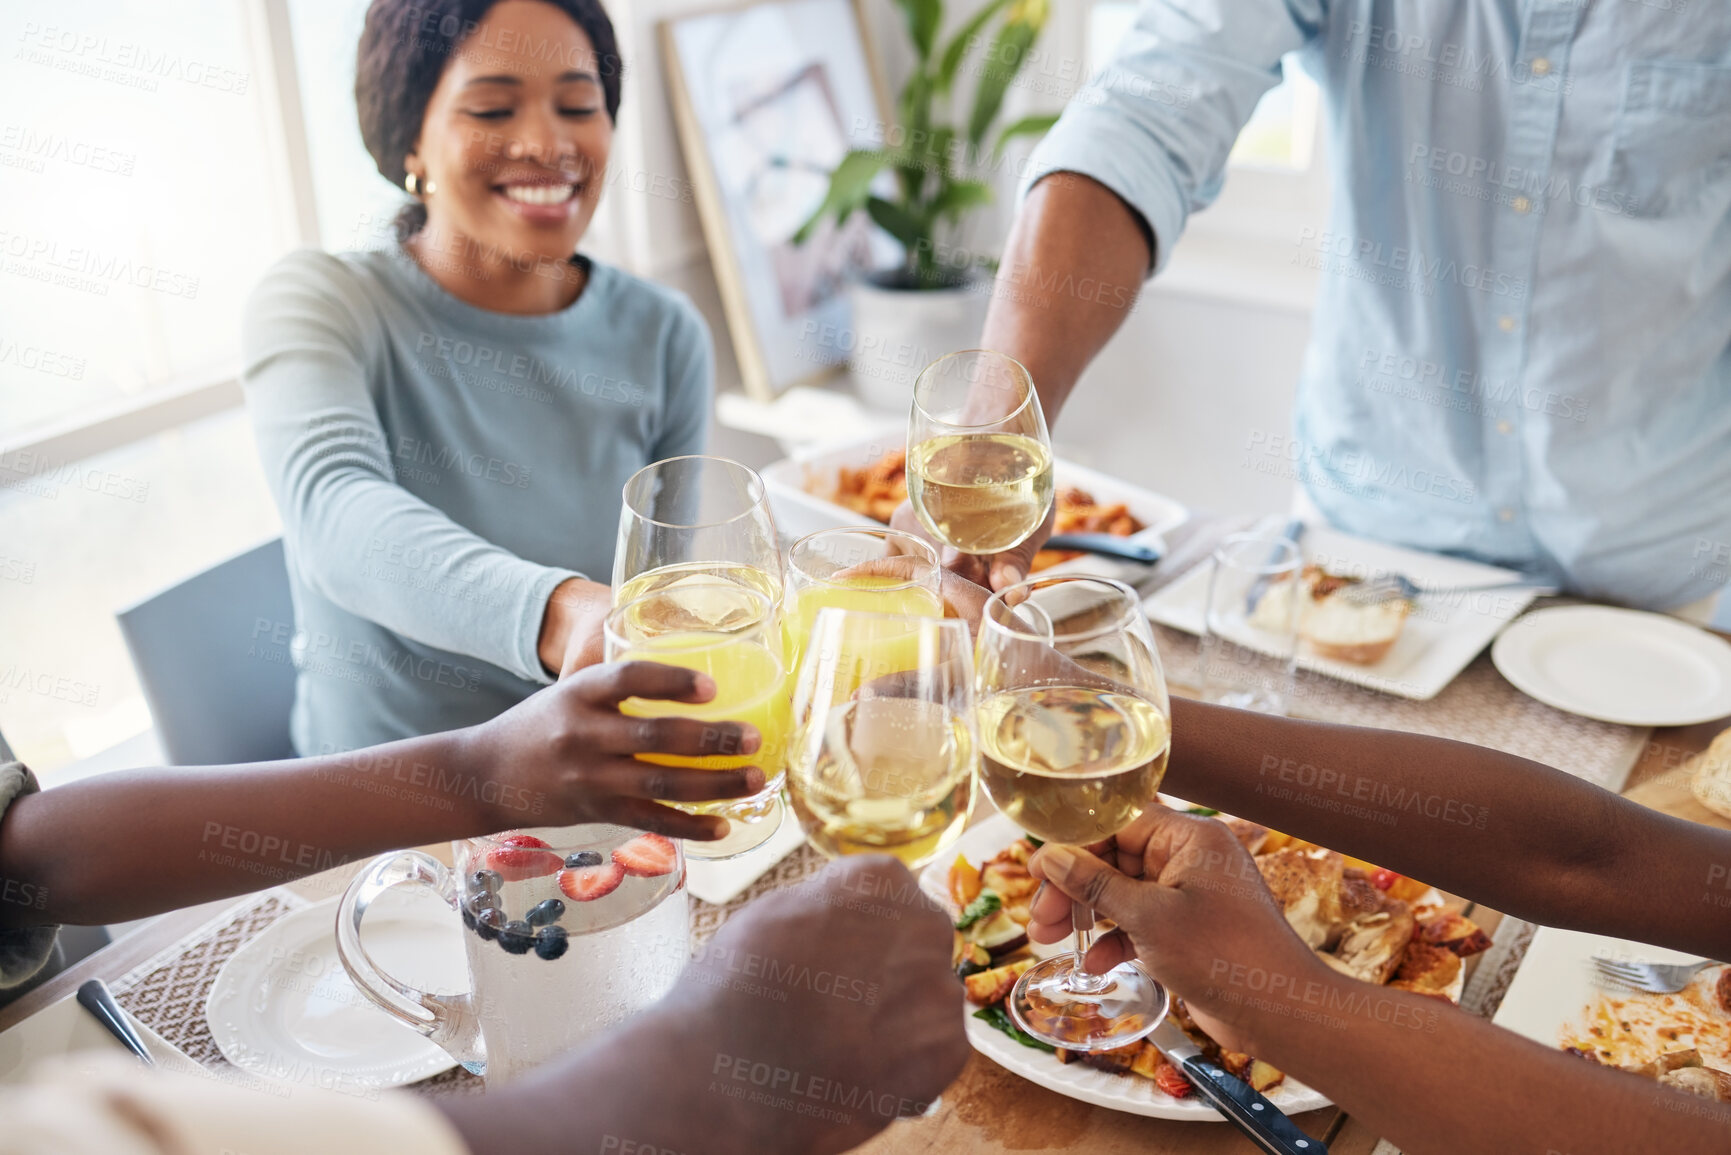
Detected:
[1149,1018,1325,1154]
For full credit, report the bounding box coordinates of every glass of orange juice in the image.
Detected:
[604,582,787,860]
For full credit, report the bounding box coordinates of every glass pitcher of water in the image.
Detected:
[336,824,689,1084]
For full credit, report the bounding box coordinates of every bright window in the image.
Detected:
[0,0,299,442]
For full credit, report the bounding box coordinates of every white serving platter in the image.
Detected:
[762,436,1187,585]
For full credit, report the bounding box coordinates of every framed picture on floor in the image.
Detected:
[662,0,900,401]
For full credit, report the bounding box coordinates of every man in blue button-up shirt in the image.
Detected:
[954,0,1731,612]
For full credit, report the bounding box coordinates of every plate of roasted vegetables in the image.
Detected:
[920,808,1491,1120]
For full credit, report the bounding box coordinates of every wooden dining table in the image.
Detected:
[4,514,1727,1155]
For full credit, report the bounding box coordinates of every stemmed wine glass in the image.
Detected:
[613,455,782,604]
[604,582,788,860]
[783,527,943,675]
[906,350,1054,556]
[974,576,1173,1051]
[787,609,976,868]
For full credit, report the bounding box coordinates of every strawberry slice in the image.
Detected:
[559,862,625,902]
[1153,1062,1194,1099]
[485,834,563,882]
[613,833,677,877]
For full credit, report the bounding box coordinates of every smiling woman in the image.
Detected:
[241,0,715,756]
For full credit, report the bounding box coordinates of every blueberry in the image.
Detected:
[526,899,565,927]
[498,920,535,955]
[534,925,569,961]
[564,851,603,869]
[469,869,503,893]
[461,905,477,930]
[474,908,503,942]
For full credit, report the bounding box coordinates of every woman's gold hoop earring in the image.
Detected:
[404,172,436,197]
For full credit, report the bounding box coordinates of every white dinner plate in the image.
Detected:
[1490,605,1731,726]
[1144,519,1547,701]
[919,813,1334,1122]
[1492,925,1731,1069]
[0,991,199,1085]
[761,435,1187,586]
[205,893,468,1092]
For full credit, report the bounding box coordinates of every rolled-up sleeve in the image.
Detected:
[1021,0,1328,275]
[0,762,57,990]
[0,1058,469,1155]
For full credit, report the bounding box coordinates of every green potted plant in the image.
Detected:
[795,0,1057,408]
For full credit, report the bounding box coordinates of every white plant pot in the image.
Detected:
[845,273,990,413]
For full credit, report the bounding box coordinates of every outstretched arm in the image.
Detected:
[1028,808,1731,1155]
[0,664,763,927]
[1166,696,1731,959]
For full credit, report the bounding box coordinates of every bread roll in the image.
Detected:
[1687,726,1731,820]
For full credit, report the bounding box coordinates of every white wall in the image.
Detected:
[614,0,1318,517]
[1053,287,1311,519]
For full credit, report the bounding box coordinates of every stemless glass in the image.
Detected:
[783,527,944,679]
[788,609,976,868]
[604,583,788,860]
[613,455,782,604]
[975,576,1173,1051]
[907,350,1054,556]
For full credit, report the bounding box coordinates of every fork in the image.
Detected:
[1590,956,1722,994]
[1335,573,1552,607]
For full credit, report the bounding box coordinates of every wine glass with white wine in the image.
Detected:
[787,610,976,868]
[604,582,789,860]
[907,350,1054,556]
[974,576,1172,1051]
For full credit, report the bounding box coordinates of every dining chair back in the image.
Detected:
[116,537,298,765]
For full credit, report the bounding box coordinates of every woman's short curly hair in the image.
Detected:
[354,0,622,241]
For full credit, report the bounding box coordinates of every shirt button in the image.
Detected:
[1498,508,1516,523]
[1496,420,1513,435]
[1511,195,1532,214]
[1497,315,1518,333]
[1530,57,1552,77]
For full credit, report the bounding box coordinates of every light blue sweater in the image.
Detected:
[241,247,712,754]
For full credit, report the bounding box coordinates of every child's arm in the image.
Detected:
[0,662,763,927]
[1165,697,1731,959]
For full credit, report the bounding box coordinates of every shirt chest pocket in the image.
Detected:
[1606,60,1731,218]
